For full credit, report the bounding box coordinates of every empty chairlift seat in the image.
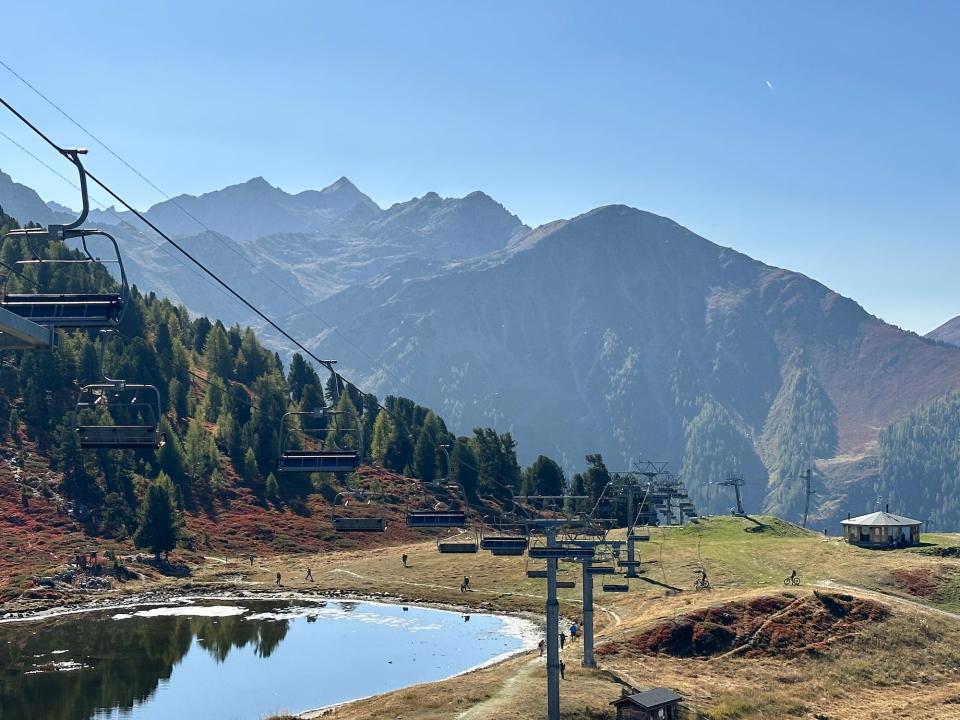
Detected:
[481,534,528,556]
[2,292,125,327]
[602,578,630,593]
[406,510,467,528]
[333,516,387,532]
[75,382,165,451]
[332,491,387,533]
[437,530,479,554]
[77,424,165,450]
[276,450,359,473]
[276,406,363,474]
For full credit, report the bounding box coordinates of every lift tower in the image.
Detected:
[718,473,746,517]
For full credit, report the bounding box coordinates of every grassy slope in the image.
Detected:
[241,516,960,720]
[6,512,960,718]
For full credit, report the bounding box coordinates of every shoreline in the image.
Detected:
[1,583,545,719]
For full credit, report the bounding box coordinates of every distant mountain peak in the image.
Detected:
[242,176,274,189]
[322,176,359,193]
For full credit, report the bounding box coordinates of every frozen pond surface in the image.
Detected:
[0,598,537,720]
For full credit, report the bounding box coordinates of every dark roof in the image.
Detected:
[611,688,682,709]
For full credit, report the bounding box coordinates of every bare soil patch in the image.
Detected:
[596,591,888,659]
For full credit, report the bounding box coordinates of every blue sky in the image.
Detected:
[0,1,956,333]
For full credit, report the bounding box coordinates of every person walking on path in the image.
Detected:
[463,575,470,591]
[305,567,313,582]
[276,572,282,587]
[538,639,545,657]
[560,631,566,649]
[560,661,565,679]
[402,553,408,568]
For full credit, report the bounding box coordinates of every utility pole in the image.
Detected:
[802,468,814,528]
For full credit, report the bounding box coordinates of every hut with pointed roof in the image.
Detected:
[841,509,922,547]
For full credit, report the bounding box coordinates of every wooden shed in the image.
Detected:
[611,688,682,720]
[841,510,922,547]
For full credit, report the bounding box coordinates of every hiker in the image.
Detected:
[460,579,467,593]
[402,553,408,568]
[538,639,545,657]
[560,661,565,679]
[463,575,471,591]
[250,554,255,566]
[276,572,282,587]
[305,567,313,582]
[570,623,578,639]
[560,631,566,649]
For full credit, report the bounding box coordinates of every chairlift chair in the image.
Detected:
[332,490,387,532]
[480,521,528,556]
[602,577,629,593]
[0,151,128,329]
[437,528,479,554]
[75,382,166,450]
[407,480,468,528]
[74,336,165,450]
[276,409,361,474]
[525,544,549,578]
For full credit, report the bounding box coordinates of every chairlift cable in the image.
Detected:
[0,96,512,491]
[0,129,249,312]
[0,62,439,410]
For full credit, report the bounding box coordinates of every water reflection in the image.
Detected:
[0,600,532,720]
[1,602,295,720]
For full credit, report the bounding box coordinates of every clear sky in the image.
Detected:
[0,1,956,333]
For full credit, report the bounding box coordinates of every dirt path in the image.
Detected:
[454,657,542,720]
[816,579,960,620]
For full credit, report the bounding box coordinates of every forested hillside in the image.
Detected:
[877,392,960,531]
[293,205,960,526]
[0,209,591,575]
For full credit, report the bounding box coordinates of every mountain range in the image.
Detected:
[2,168,959,527]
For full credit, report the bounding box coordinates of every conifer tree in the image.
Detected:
[450,439,479,499]
[524,455,565,496]
[370,409,395,466]
[413,426,437,482]
[134,473,179,560]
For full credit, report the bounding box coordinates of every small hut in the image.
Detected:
[841,510,922,547]
[611,688,682,720]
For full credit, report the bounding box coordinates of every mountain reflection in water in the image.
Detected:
[0,599,531,720]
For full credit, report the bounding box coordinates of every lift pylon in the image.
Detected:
[717,473,746,517]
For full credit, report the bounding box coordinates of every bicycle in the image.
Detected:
[694,576,711,591]
[784,574,801,586]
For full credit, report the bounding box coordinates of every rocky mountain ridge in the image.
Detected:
[3,170,959,527]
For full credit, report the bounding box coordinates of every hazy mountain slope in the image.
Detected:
[0,170,69,226]
[139,176,380,241]
[291,205,960,525]
[928,316,960,347]
[0,169,525,320]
